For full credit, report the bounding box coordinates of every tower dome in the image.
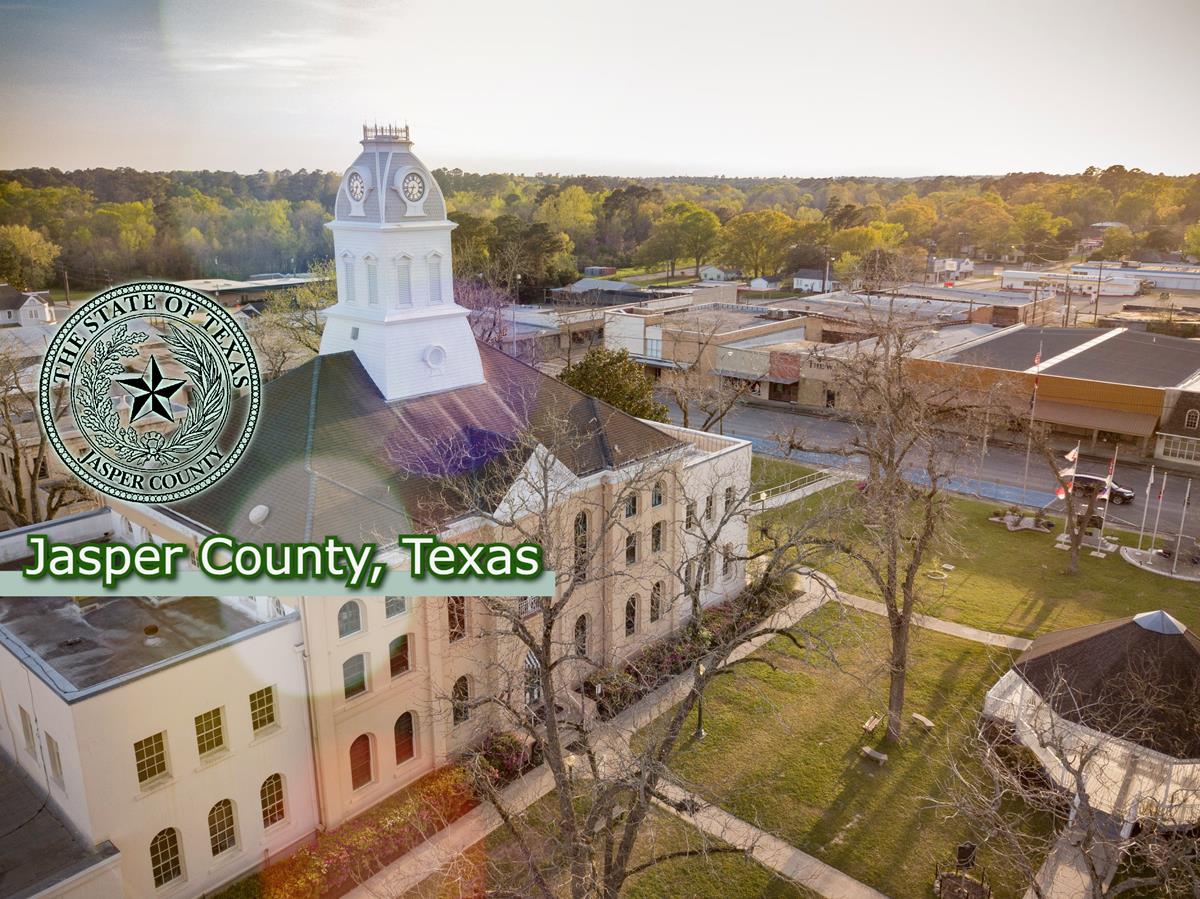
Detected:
[319,125,484,402]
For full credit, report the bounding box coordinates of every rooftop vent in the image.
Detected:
[1133,610,1186,635]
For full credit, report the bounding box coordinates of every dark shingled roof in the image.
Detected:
[1160,391,1200,437]
[0,284,31,312]
[1013,613,1200,758]
[168,343,680,543]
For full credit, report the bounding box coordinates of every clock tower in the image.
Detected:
[319,125,484,401]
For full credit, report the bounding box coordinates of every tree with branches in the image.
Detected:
[401,418,840,899]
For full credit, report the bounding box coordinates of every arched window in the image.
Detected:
[149,827,183,888]
[427,252,444,304]
[452,676,470,725]
[625,595,638,636]
[260,773,286,827]
[364,254,379,305]
[524,649,542,707]
[337,600,362,638]
[650,581,663,623]
[573,512,588,579]
[394,254,413,307]
[342,654,367,699]
[389,635,410,678]
[1187,409,1200,430]
[447,597,466,642]
[394,712,416,764]
[651,481,664,507]
[350,734,373,789]
[207,799,237,856]
[340,251,357,304]
[573,614,589,657]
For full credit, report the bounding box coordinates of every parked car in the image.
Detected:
[1071,473,1136,505]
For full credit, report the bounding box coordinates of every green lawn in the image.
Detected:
[407,799,812,898]
[763,491,1200,638]
[640,607,1042,899]
[751,455,818,492]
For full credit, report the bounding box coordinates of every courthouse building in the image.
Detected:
[0,127,751,897]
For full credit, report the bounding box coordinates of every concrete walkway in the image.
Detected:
[836,592,1032,651]
[655,781,889,899]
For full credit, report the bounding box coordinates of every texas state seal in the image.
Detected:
[39,281,262,503]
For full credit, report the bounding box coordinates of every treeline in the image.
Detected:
[1,163,1198,296]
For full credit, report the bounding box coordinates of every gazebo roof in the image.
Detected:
[1013,611,1200,759]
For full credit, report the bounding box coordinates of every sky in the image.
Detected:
[1,0,1198,178]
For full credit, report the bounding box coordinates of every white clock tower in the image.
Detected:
[320,125,484,401]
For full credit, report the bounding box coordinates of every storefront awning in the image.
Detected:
[1034,399,1159,438]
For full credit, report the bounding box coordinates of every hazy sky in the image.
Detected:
[2,0,1197,177]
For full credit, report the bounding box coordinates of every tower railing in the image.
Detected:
[362,123,410,141]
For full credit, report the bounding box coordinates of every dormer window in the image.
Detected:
[1186,409,1199,430]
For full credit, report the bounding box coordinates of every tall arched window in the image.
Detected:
[524,649,542,707]
[573,512,589,579]
[452,676,470,725]
[651,481,664,507]
[427,252,444,303]
[207,799,237,856]
[337,600,362,638]
[340,251,357,304]
[365,254,379,305]
[394,254,413,306]
[573,614,589,658]
[447,597,466,642]
[260,773,286,827]
[149,827,183,888]
[650,581,663,622]
[1187,409,1200,430]
[342,654,367,699]
[394,712,416,764]
[350,734,373,789]
[625,595,639,636]
[389,634,410,678]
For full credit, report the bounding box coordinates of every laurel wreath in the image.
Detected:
[75,323,226,466]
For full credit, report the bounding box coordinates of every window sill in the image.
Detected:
[194,748,232,773]
[134,775,176,801]
[248,724,284,748]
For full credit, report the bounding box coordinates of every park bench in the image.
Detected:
[862,713,882,734]
[912,713,935,731]
[860,746,888,765]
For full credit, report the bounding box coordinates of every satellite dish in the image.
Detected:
[249,504,270,525]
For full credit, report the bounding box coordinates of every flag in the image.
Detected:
[1146,465,1155,496]
[1064,445,1079,463]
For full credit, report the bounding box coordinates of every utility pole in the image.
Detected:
[1092,259,1103,325]
[63,269,71,310]
[1062,276,1071,327]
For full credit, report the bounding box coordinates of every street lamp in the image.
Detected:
[693,662,707,740]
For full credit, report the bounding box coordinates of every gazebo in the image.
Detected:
[984,610,1200,832]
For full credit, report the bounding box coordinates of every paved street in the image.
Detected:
[666,401,1200,538]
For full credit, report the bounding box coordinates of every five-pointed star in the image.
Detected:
[116,355,187,424]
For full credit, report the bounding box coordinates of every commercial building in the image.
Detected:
[1072,262,1200,293]
[175,273,328,308]
[1001,269,1141,298]
[891,284,1059,326]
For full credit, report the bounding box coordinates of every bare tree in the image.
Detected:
[780,312,998,744]
[245,310,305,380]
[0,336,90,527]
[939,662,1200,897]
[404,417,840,898]
[655,320,753,433]
[265,260,337,353]
[1040,439,1106,576]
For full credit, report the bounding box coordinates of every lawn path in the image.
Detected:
[654,781,889,899]
[836,592,1032,651]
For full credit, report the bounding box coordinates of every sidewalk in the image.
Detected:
[654,781,889,899]
[836,592,1032,651]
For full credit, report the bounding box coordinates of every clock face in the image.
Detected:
[347,172,366,202]
[402,172,426,203]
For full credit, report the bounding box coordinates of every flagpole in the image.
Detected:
[1098,445,1118,544]
[1137,465,1155,552]
[1021,340,1043,506]
[1150,471,1168,555]
[1172,480,1192,575]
